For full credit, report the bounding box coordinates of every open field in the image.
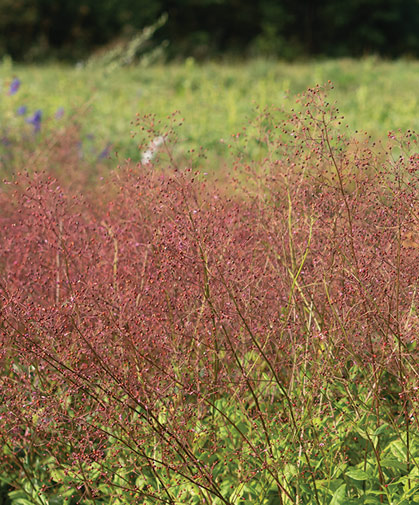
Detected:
[1,57,418,174]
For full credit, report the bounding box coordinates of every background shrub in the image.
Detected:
[0,0,418,61]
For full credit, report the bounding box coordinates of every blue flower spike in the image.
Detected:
[9,78,21,95]
[26,110,42,133]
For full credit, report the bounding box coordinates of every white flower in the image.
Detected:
[141,135,165,164]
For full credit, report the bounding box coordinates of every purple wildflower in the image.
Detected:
[9,78,21,95]
[16,105,27,116]
[26,110,42,133]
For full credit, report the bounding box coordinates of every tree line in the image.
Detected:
[1,0,418,61]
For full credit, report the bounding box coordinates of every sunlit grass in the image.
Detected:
[1,56,418,170]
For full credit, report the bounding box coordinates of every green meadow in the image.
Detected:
[1,57,418,171]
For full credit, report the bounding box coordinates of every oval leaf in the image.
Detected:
[346,468,369,481]
[330,483,346,505]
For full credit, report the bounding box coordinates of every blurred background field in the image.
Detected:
[1,57,418,177]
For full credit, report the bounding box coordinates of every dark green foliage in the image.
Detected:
[0,0,163,61]
[0,0,417,61]
[0,483,12,505]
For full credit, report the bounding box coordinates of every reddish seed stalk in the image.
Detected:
[0,85,417,504]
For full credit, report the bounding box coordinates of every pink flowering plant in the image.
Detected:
[0,84,418,505]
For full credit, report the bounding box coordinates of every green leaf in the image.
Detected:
[345,468,369,481]
[368,489,391,495]
[330,483,346,505]
[50,468,66,482]
[9,497,34,505]
[283,463,298,479]
[328,479,345,494]
[407,466,419,479]
[48,496,65,505]
[373,423,390,436]
[298,483,312,495]
[8,490,26,500]
[390,440,407,460]
[380,458,408,472]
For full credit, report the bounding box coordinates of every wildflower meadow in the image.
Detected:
[0,63,418,505]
